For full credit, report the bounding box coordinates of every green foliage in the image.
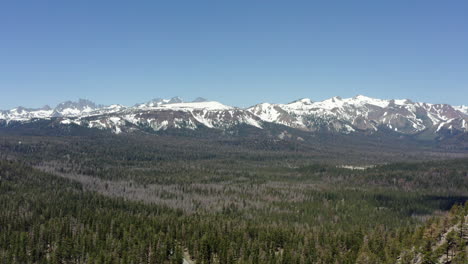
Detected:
[0,133,467,263]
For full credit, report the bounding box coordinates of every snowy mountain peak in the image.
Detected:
[137,97,183,108]
[158,101,233,111]
[346,95,389,108]
[1,95,466,135]
[55,99,97,111]
[51,99,99,118]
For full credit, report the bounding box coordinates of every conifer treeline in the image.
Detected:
[1,161,467,263]
[0,133,467,263]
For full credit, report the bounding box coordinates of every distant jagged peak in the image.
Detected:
[10,106,29,113]
[41,105,52,111]
[1,94,467,136]
[9,104,53,113]
[137,97,184,108]
[138,98,167,108]
[55,98,98,111]
[149,97,164,103]
[167,96,183,104]
[192,97,208,102]
[49,98,101,118]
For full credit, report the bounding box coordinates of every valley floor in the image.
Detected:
[0,134,467,263]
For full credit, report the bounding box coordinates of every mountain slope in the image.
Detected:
[397,203,468,264]
[248,95,468,135]
[1,96,466,138]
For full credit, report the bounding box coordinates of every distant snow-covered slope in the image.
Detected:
[248,95,468,134]
[1,95,466,136]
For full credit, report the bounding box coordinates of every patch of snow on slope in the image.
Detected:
[436,118,455,132]
[60,119,72,125]
[122,114,140,125]
[88,120,106,129]
[150,120,169,131]
[344,124,355,133]
[109,117,121,123]
[426,112,442,125]
[454,105,468,115]
[248,103,281,122]
[191,112,214,128]
[239,115,263,128]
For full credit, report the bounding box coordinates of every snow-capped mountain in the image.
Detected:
[248,95,468,134]
[52,99,99,117]
[0,105,54,122]
[81,99,262,134]
[1,96,467,137]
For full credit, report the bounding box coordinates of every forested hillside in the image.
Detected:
[0,132,467,263]
[398,203,467,263]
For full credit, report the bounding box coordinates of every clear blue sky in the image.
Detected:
[1,0,467,109]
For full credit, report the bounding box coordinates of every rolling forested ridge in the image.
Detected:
[0,131,467,263]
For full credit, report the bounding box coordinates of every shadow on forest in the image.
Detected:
[370,193,468,217]
[423,195,468,210]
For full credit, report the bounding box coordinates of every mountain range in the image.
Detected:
[1,95,467,140]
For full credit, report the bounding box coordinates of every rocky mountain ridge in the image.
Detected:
[1,96,466,137]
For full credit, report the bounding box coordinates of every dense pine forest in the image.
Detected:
[0,132,467,263]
